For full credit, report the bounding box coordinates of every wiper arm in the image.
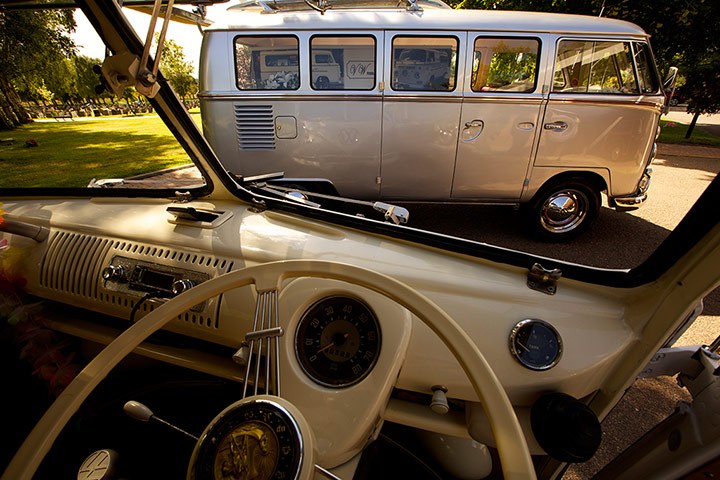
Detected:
[235,171,410,225]
[372,202,410,225]
[261,184,410,225]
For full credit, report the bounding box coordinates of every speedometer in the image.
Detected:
[295,296,381,388]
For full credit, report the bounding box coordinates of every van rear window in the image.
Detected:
[471,37,539,93]
[234,36,300,90]
[553,40,639,94]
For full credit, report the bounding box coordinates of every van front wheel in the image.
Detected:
[528,179,600,241]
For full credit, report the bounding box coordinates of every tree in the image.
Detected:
[0,8,76,129]
[448,0,720,139]
[157,37,198,100]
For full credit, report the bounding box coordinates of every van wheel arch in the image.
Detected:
[526,174,604,241]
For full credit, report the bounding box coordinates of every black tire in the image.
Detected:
[316,76,329,89]
[527,178,601,241]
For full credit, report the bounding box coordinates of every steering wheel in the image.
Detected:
[2,259,535,480]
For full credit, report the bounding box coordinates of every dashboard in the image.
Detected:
[2,197,636,462]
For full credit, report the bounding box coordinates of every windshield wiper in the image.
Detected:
[237,172,410,225]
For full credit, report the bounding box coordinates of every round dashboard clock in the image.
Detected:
[509,319,562,370]
[295,296,381,388]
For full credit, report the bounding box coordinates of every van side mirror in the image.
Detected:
[663,66,679,90]
[662,66,679,114]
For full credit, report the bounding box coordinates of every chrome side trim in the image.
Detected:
[200,93,384,101]
[202,92,466,102]
[547,97,664,111]
[383,95,464,103]
[462,96,545,105]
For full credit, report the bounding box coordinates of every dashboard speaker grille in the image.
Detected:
[40,230,235,331]
[40,231,112,299]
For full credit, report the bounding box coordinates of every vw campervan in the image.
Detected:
[200,0,665,239]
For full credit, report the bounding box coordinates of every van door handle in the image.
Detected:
[465,120,484,129]
[544,122,568,131]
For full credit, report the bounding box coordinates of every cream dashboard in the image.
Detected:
[2,197,635,460]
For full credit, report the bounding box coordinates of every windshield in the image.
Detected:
[1,2,718,277]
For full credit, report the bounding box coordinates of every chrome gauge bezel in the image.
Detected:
[509,319,563,371]
[295,295,382,388]
[188,398,304,480]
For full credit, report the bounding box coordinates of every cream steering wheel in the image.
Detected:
[2,259,535,480]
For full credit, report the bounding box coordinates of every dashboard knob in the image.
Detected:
[102,265,126,282]
[430,385,449,415]
[172,279,194,296]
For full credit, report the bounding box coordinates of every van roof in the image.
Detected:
[211,7,647,37]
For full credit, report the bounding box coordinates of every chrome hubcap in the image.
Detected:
[539,190,588,234]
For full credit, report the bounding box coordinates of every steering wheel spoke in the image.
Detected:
[241,289,282,398]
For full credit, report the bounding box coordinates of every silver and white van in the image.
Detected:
[199,0,666,239]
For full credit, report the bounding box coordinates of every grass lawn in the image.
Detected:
[659,119,720,147]
[0,115,202,188]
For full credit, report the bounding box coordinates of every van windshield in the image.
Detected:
[0,3,717,279]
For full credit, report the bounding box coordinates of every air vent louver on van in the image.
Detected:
[234,104,276,150]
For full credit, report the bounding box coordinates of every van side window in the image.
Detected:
[471,38,539,93]
[310,36,376,90]
[391,36,458,92]
[553,40,639,94]
[234,36,300,90]
[633,42,660,94]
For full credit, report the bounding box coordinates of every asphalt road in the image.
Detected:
[398,143,719,270]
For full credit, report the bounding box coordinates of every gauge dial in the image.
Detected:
[189,398,302,480]
[295,296,381,388]
[509,319,562,370]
